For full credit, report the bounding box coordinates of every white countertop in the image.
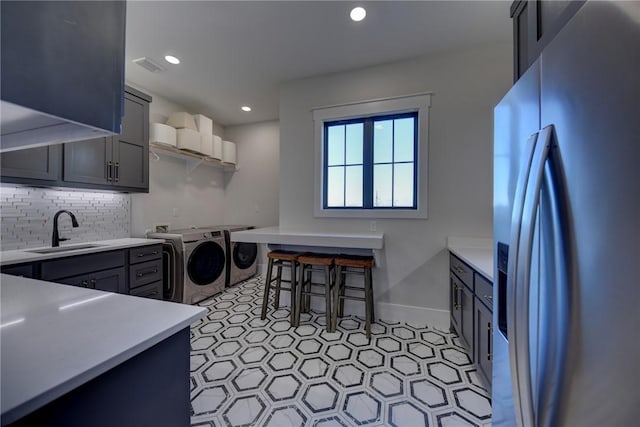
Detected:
[447,237,494,281]
[0,274,206,423]
[0,238,165,266]
[230,226,384,250]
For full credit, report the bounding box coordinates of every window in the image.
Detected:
[323,112,418,209]
[313,92,431,219]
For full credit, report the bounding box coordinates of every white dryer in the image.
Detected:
[224,225,258,287]
[147,227,226,304]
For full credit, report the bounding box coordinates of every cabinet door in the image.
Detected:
[460,284,474,355]
[1,263,35,278]
[112,92,149,190]
[56,267,126,294]
[63,137,113,185]
[1,144,60,181]
[475,297,493,386]
[450,275,462,334]
[92,267,126,293]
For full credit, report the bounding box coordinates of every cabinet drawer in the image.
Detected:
[129,259,162,289]
[129,244,162,264]
[129,281,162,300]
[1,263,34,278]
[41,250,125,281]
[475,273,493,311]
[450,254,473,290]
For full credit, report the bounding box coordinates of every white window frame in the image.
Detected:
[312,92,432,219]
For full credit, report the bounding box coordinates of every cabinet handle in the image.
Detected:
[90,278,97,289]
[114,162,119,182]
[483,294,493,301]
[81,280,89,287]
[137,269,158,278]
[454,285,462,309]
[107,161,113,182]
[137,251,159,258]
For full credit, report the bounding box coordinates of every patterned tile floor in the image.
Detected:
[190,275,492,427]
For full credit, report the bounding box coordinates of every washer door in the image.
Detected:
[233,242,257,270]
[187,241,225,285]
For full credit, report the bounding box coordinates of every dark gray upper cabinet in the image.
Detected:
[0,1,126,151]
[1,87,151,193]
[63,137,113,186]
[511,0,585,81]
[0,144,61,182]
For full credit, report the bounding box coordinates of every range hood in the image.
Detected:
[0,1,126,153]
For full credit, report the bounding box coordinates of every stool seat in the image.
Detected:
[267,251,299,261]
[335,256,374,269]
[298,255,334,266]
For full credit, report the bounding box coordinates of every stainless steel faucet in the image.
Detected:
[52,210,79,247]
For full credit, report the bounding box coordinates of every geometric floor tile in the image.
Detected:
[189,275,492,426]
[343,391,382,425]
[388,401,429,427]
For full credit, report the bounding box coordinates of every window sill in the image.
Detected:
[314,207,427,220]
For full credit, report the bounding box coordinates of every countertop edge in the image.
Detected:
[230,228,384,250]
[448,246,494,281]
[0,238,165,266]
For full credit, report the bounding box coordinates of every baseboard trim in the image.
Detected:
[375,302,450,330]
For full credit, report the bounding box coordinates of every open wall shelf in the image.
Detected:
[150,143,236,173]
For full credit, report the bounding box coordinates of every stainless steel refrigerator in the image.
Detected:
[493,2,640,426]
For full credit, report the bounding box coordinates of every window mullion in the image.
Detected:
[391,119,395,208]
[363,119,373,209]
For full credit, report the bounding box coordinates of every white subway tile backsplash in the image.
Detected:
[0,186,130,250]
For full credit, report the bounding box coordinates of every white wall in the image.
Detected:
[128,84,227,236]
[223,121,280,228]
[279,43,511,313]
[127,83,281,237]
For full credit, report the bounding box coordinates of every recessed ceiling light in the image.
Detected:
[164,55,180,65]
[350,7,366,22]
[241,106,252,112]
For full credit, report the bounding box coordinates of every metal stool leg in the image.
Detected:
[304,268,312,312]
[261,258,274,320]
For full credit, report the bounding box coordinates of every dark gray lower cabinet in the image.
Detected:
[1,263,34,278]
[10,328,190,427]
[475,296,493,384]
[57,267,126,294]
[4,245,163,300]
[450,253,494,390]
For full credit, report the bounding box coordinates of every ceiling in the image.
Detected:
[125,1,511,127]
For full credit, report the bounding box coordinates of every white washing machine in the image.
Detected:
[147,227,227,304]
[224,225,258,287]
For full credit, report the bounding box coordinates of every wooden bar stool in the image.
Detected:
[296,254,335,332]
[261,251,300,326]
[332,255,375,338]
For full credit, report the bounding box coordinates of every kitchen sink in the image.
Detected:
[26,244,106,254]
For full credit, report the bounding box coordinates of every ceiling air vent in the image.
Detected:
[132,57,165,73]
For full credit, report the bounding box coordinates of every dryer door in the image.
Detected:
[187,241,225,285]
[233,242,257,270]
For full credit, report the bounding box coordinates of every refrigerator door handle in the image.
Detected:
[538,128,571,427]
[507,127,551,427]
[506,133,538,426]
